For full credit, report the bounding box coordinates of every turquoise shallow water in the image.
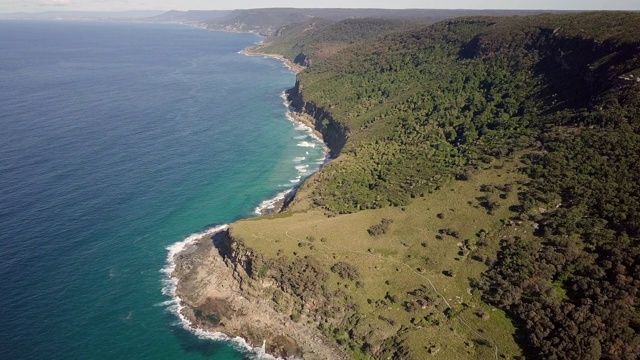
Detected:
[0,21,324,359]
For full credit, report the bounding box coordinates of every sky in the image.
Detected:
[1,0,639,13]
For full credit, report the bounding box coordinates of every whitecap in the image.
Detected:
[253,189,292,215]
[281,94,291,108]
[289,175,302,184]
[292,156,306,162]
[297,141,315,148]
[154,299,176,307]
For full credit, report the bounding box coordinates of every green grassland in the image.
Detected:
[231,156,531,359]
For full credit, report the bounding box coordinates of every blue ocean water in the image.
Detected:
[0,21,324,359]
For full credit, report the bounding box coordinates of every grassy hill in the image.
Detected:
[231,155,528,359]
[227,12,640,359]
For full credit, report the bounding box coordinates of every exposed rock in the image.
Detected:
[286,80,349,158]
[172,230,348,360]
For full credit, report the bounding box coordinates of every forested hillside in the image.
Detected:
[148,8,567,36]
[289,12,639,213]
[271,12,640,359]
[255,18,424,65]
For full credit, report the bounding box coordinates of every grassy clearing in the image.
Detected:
[230,156,530,359]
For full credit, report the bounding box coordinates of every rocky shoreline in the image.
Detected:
[171,230,349,359]
[168,47,347,359]
[240,47,305,74]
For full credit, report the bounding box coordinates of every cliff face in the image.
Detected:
[222,228,355,327]
[287,80,349,158]
[172,230,348,359]
[294,52,312,67]
[214,230,268,293]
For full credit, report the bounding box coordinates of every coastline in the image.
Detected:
[165,47,339,358]
[166,228,349,359]
[253,93,329,216]
[253,75,329,216]
[239,47,305,74]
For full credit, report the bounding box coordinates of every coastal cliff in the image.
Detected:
[286,80,349,158]
[172,229,349,359]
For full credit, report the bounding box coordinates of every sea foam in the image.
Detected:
[296,141,316,148]
[253,189,292,215]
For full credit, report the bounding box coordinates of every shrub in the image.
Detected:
[330,261,360,280]
[367,218,393,236]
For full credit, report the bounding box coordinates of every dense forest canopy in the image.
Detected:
[273,11,640,359]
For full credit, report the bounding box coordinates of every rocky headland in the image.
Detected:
[171,229,348,359]
[240,47,305,74]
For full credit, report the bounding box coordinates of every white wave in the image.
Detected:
[315,154,332,166]
[161,224,279,359]
[297,141,316,148]
[295,164,309,174]
[293,135,307,140]
[162,224,228,277]
[281,94,291,107]
[154,299,175,307]
[292,156,306,162]
[289,175,302,184]
[285,113,303,125]
[253,189,292,215]
[285,112,324,142]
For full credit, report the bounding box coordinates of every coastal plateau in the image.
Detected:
[171,11,640,360]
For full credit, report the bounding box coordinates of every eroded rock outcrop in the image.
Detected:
[172,230,348,360]
[286,80,349,158]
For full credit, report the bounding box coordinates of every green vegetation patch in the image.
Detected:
[230,159,527,359]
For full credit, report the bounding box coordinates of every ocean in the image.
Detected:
[0,20,325,359]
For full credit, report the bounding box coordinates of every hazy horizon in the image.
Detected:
[1,0,638,14]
